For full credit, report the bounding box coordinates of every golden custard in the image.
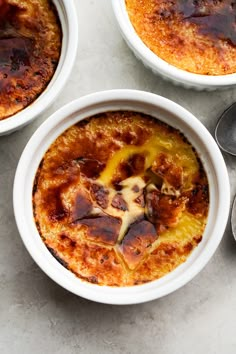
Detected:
[33,112,209,286]
[0,0,62,120]
[126,0,236,75]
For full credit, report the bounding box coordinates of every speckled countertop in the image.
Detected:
[1,1,236,353]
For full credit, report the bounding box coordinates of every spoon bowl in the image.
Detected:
[215,103,236,240]
[215,103,236,156]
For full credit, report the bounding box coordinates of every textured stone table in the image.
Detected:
[1,1,236,353]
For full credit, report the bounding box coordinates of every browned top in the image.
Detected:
[0,0,61,120]
[33,111,209,286]
[126,0,236,75]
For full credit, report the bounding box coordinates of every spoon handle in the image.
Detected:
[231,195,236,240]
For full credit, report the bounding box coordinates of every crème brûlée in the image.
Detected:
[126,0,236,75]
[33,111,209,287]
[0,0,62,120]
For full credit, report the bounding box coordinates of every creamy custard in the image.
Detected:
[33,111,209,286]
[0,0,62,120]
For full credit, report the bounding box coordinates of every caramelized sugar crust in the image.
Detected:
[126,0,236,75]
[33,111,209,286]
[0,0,62,120]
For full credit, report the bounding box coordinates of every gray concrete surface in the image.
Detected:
[1,1,236,353]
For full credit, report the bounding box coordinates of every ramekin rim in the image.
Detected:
[13,89,230,304]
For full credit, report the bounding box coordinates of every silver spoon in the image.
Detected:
[215,102,236,156]
[215,103,236,239]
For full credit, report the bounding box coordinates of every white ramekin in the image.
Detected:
[112,0,236,90]
[0,0,78,136]
[13,90,230,305]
